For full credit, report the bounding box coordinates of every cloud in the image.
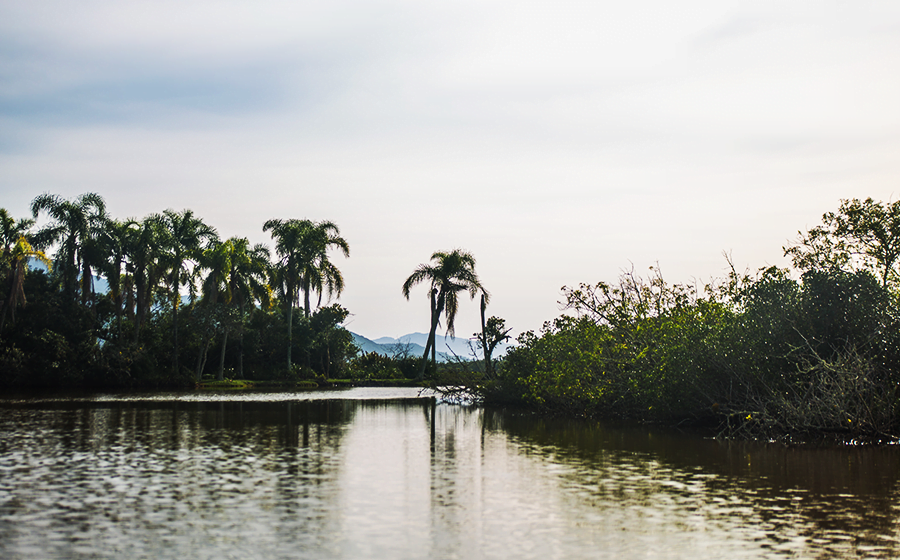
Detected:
[3,1,900,338]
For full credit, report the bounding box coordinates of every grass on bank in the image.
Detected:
[195,378,427,390]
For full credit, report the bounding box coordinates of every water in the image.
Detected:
[1,388,898,559]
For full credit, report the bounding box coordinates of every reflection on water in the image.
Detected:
[0,392,898,559]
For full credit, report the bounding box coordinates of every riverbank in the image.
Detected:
[195,378,426,390]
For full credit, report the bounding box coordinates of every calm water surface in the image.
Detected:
[1,388,899,559]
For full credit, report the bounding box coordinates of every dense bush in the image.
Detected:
[491,266,900,439]
[347,351,420,381]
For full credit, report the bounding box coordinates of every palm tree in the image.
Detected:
[264,219,305,371]
[264,218,349,371]
[124,214,166,341]
[226,239,272,378]
[0,209,35,254]
[96,218,140,341]
[0,210,39,329]
[195,238,232,380]
[402,249,488,379]
[159,209,218,374]
[1,236,52,332]
[299,220,349,316]
[30,192,107,304]
[196,237,271,380]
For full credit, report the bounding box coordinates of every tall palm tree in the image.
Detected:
[30,192,107,303]
[0,236,51,332]
[226,239,272,378]
[96,218,140,341]
[195,238,232,381]
[124,214,166,340]
[0,209,38,328]
[402,249,488,379]
[264,218,349,371]
[197,237,272,380]
[297,220,349,317]
[159,209,218,374]
[264,219,305,371]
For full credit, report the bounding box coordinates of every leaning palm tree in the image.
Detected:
[159,209,218,374]
[264,218,349,371]
[402,249,488,379]
[30,192,107,304]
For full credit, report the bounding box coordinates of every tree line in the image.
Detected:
[13,189,894,441]
[0,192,506,388]
[0,193,361,387]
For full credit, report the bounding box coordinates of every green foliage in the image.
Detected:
[347,347,421,380]
[0,269,96,387]
[0,195,360,390]
[487,198,900,438]
[494,261,900,438]
[500,269,734,419]
[785,197,900,287]
[348,352,404,380]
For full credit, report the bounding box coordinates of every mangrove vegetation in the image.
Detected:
[475,197,900,440]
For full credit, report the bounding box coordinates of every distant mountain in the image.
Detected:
[351,331,509,362]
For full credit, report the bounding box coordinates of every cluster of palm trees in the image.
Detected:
[3,191,503,385]
[1,192,350,381]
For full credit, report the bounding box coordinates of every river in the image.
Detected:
[1,388,898,559]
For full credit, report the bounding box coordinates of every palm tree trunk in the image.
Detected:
[81,261,92,306]
[134,268,146,343]
[124,276,134,324]
[0,261,24,332]
[418,290,443,380]
[217,327,229,381]
[286,300,294,372]
[303,279,311,317]
[481,293,490,376]
[238,303,245,378]
[172,271,180,375]
[194,341,204,381]
[172,301,179,374]
[429,287,436,366]
[195,333,212,381]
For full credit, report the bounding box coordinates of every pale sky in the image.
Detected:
[2,1,900,342]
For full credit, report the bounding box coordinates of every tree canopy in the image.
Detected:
[785,197,900,287]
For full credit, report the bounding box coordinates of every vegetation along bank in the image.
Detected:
[3,193,899,440]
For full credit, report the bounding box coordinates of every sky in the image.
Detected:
[2,1,900,342]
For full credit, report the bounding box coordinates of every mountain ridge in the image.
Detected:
[350,331,508,362]
[350,332,483,362]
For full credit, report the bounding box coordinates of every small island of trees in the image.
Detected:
[3,193,900,441]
